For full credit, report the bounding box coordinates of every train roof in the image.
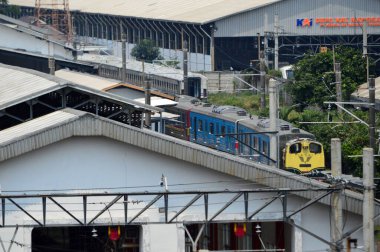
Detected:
[175,96,314,138]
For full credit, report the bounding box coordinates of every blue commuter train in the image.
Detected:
[165,96,325,173]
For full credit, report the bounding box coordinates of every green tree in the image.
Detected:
[0,0,8,14]
[131,39,161,63]
[287,46,368,109]
[0,0,20,15]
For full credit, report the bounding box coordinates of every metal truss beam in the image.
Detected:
[88,195,123,225]
[169,193,203,223]
[286,219,337,248]
[0,188,341,228]
[286,190,334,219]
[338,212,380,243]
[128,195,163,224]
[48,197,83,225]
[7,199,42,227]
[209,192,243,222]
[249,195,280,220]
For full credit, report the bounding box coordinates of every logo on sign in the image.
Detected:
[297,18,313,27]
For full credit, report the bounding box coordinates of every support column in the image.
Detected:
[183,40,189,95]
[331,138,343,252]
[269,79,278,166]
[274,14,279,70]
[260,51,266,109]
[121,32,127,83]
[264,13,269,66]
[210,25,215,71]
[369,78,376,150]
[363,148,375,252]
[334,63,342,114]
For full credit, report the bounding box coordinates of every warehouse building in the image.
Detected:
[0,63,378,252]
[6,0,380,73]
[9,0,380,71]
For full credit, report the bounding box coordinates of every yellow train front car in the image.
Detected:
[283,138,325,174]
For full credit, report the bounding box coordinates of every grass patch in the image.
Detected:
[208,92,263,115]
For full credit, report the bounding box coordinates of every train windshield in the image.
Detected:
[289,143,302,153]
[309,143,322,153]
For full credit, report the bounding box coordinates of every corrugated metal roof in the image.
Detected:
[0,108,377,217]
[0,65,63,110]
[9,0,281,24]
[0,64,163,112]
[55,69,177,107]
[0,109,83,146]
[55,69,120,91]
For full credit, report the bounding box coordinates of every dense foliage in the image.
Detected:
[286,46,368,109]
[286,46,378,176]
[0,0,20,15]
[131,39,161,63]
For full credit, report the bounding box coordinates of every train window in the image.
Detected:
[289,143,301,153]
[221,126,226,135]
[309,143,322,153]
[198,120,203,131]
[209,123,214,134]
[254,137,258,149]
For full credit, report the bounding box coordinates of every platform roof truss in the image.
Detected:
[0,86,153,130]
[0,188,337,227]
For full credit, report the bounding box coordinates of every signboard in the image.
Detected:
[297,17,380,28]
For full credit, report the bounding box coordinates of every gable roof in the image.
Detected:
[0,63,163,112]
[0,14,71,48]
[0,108,376,217]
[9,0,281,24]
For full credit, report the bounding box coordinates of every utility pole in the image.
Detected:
[48,41,55,75]
[210,25,215,71]
[369,78,376,150]
[121,32,126,83]
[363,147,375,252]
[257,33,261,62]
[274,14,279,70]
[183,40,189,95]
[142,57,151,128]
[48,58,55,75]
[269,79,278,167]
[260,50,266,109]
[334,63,342,114]
[330,138,343,252]
[264,13,269,67]
[363,21,369,82]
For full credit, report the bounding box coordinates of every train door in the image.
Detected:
[188,77,201,98]
[219,124,226,150]
[193,116,197,141]
[197,117,204,144]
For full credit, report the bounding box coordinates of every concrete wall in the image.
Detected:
[0,136,364,251]
[202,71,233,94]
